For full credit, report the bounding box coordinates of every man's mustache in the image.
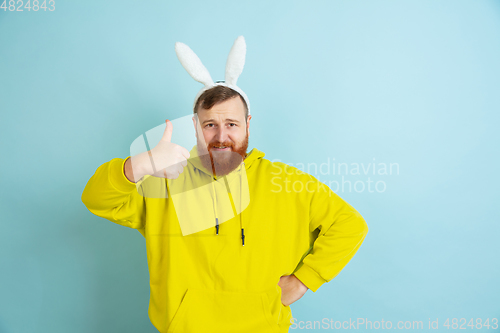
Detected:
[207,141,235,149]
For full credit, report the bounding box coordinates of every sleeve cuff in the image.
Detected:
[293,263,327,293]
[109,157,139,193]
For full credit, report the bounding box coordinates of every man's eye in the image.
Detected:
[206,124,214,128]
[229,123,236,127]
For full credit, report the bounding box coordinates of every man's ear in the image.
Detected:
[192,115,198,137]
[246,115,252,136]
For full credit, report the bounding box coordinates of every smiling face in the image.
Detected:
[193,95,252,176]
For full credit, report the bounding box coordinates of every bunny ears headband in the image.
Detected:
[174,35,251,115]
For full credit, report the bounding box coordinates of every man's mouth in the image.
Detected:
[211,145,232,151]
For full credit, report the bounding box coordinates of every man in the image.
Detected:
[81,36,368,333]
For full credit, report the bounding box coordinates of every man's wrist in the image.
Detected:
[293,274,309,291]
[124,156,145,183]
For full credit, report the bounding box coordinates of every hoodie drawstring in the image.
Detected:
[211,181,219,235]
[240,164,245,246]
[210,163,245,246]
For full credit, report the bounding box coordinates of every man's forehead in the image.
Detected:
[197,107,246,122]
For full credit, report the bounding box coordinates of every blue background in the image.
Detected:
[1,0,499,332]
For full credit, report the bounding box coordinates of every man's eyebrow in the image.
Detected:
[201,119,215,125]
[201,118,241,125]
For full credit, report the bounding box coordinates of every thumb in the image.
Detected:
[161,119,173,142]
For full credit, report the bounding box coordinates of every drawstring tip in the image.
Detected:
[241,228,245,246]
[215,218,219,235]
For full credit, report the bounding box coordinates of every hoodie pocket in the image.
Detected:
[264,284,293,329]
[167,288,280,333]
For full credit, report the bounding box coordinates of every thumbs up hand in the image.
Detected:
[129,120,191,181]
[150,119,191,179]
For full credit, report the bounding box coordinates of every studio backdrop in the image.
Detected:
[1,0,499,332]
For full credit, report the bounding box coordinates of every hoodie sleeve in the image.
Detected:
[81,156,147,235]
[293,180,368,292]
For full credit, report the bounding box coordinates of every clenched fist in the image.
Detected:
[278,274,308,307]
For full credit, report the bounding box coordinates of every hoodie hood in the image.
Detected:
[178,145,265,245]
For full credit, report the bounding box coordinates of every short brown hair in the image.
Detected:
[194,85,248,119]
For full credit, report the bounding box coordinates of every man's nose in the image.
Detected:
[215,126,228,142]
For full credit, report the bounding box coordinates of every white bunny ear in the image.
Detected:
[175,42,214,87]
[225,36,246,86]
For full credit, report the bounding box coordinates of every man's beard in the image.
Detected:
[197,132,249,177]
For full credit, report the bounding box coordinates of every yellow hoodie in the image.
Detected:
[81,147,368,333]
